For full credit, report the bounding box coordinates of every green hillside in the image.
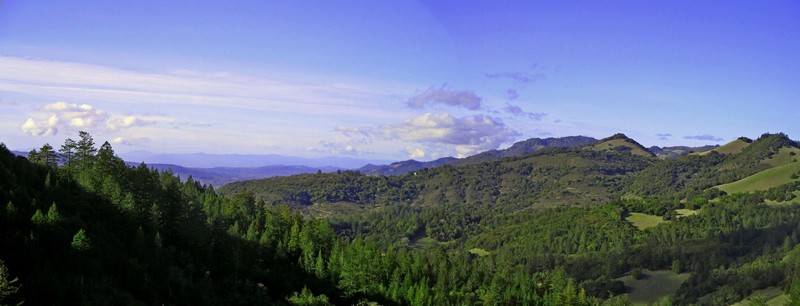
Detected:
[698,137,751,155]
[731,287,788,306]
[589,134,655,158]
[763,146,800,167]
[6,132,800,305]
[626,212,665,230]
[618,270,690,305]
[716,161,800,193]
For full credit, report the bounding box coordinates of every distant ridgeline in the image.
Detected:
[5,131,800,305]
[360,134,722,176]
[359,135,600,176]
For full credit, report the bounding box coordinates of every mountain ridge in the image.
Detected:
[120,151,392,169]
[359,135,599,176]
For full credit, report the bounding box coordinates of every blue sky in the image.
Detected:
[1,1,798,161]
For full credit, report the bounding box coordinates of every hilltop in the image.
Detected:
[588,133,655,157]
[358,135,598,176]
[649,145,718,158]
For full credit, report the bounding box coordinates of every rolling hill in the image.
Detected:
[697,137,752,155]
[589,133,655,157]
[7,131,800,305]
[648,145,718,158]
[715,161,800,193]
[358,135,598,176]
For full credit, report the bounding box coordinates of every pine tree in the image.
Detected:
[46,202,60,224]
[37,143,57,167]
[30,209,47,225]
[0,260,21,304]
[75,131,97,167]
[71,228,91,251]
[96,141,121,176]
[59,138,77,169]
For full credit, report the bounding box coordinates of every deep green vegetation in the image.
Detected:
[3,132,800,305]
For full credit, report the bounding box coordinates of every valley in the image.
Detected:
[2,132,800,305]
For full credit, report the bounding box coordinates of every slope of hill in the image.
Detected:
[628,133,799,198]
[763,147,800,167]
[358,157,456,176]
[716,133,797,174]
[698,137,752,155]
[715,161,800,193]
[497,135,598,157]
[589,133,655,157]
[359,135,597,175]
[649,145,718,158]
[221,146,654,227]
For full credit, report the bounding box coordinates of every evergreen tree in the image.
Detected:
[60,138,77,171]
[75,131,96,166]
[46,202,60,224]
[71,228,91,251]
[38,143,57,167]
[0,260,21,305]
[30,209,47,225]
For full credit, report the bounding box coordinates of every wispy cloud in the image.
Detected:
[334,126,371,137]
[406,85,482,110]
[485,71,545,85]
[504,104,546,120]
[505,89,519,100]
[684,134,723,142]
[657,133,672,141]
[0,99,20,106]
[485,64,546,86]
[0,56,405,119]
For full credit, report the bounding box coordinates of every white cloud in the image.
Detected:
[111,136,152,146]
[314,140,373,155]
[376,113,518,157]
[406,85,482,110]
[20,117,57,136]
[20,101,167,136]
[405,147,427,159]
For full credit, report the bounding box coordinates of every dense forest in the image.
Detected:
[2,132,800,305]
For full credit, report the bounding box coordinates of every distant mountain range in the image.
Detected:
[128,163,341,187]
[12,135,723,185]
[120,151,392,169]
[358,136,599,176]
[359,135,720,176]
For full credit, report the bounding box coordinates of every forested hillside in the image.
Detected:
[3,132,800,305]
[220,132,800,305]
[1,133,627,305]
